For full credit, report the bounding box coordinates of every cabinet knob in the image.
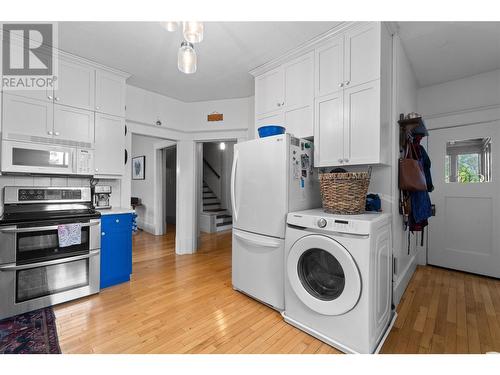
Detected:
[345,81,350,86]
[47,131,53,135]
[281,102,285,106]
[116,219,120,223]
[54,131,60,136]
[96,106,100,110]
[338,83,344,88]
[48,95,53,100]
[102,232,106,236]
[55,97,60,101]
[95,168,99,172]
[277,103,281,107]
[344,158,349,163]
[338,158,343,163]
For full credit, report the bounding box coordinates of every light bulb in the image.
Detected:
[161,22,180,32]
[219,142,226,151]
[178,41,197,74]
[183,21,204,43]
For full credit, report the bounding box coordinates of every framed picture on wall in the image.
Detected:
[132,156,146,180]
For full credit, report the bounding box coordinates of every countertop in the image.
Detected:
[97,207,136,216]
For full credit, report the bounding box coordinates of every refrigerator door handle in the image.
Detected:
[234,230,282,248]
[231,150,239,222]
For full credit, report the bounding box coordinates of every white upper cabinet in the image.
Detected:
[315,36,344,97]
[283,52,314,110]
[255,67,284,116]
[55,59,95,111]
[343,80,381,165]
[344,22,381,88]
[255,52,314,138]
[94,113,125,176]
[314,91,344,166]
[53,104,94,146]
[2,94,53,140]
[95,70,126,117]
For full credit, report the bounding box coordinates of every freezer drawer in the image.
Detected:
[232,229,285,310]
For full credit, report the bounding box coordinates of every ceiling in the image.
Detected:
[58,22,340,102]
[398,22,500,87]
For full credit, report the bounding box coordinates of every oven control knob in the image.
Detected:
[317,218,327,228]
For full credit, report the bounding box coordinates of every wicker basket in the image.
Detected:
[319,168,372,215]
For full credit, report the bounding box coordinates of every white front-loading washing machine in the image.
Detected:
[283,209,394,354]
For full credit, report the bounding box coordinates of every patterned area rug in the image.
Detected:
[0,308,61,354]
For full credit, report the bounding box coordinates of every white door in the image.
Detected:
[314,91,344,167]
[2,94,54,140]
[315,36,344,97]
[232,229,285,309]
[95,70,126,117]
[428,122,500,277]
[284,105,313,138]
[94,113,125,176]
[343,80,380,165]
[344,22,380,89]
[55,59,95,110]
[232,135,288,238]
[283,52,314,110]
[53,105,94,145]
[255,111,284,137]
[255,67,284,116]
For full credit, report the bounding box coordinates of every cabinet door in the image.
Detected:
[55,59,95,110]
[315,36,344,97]
[344,22,380,88]
[283,52,314,110]
[314,92,344,167]
[2,93,53,140]
[343,80,380,165]
[284,105,313,139]
[53,104,94,146]
[95,70,126,117]
[94,113,125,175]
[255,67,284,116]
[255,112,284,138]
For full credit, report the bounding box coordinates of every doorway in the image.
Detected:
[163,145,177,231]
[198,140,236,234]
[427,121,500,277]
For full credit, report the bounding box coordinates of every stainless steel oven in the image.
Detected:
[0,186,101,320]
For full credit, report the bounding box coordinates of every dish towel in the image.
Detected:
[57,223,82,247]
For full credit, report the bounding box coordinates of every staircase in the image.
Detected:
[201,182,232,232]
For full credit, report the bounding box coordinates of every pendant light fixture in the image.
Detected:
[177,41,197,74]
[183,21,204,43]
[162,21,180,32]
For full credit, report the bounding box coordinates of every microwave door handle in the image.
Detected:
[0,249,100,271]
[0,221,99,233]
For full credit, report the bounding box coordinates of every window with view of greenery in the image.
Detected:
[445,138,491,183]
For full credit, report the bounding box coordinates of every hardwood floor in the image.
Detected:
[54,229,500,354]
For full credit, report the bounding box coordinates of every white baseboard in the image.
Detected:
[137,219,156,235]
[393,253,417,306]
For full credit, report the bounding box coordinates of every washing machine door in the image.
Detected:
[287,234,361,316]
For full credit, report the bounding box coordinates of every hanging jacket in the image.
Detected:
[419,145,434,192]
[409,140,433,226]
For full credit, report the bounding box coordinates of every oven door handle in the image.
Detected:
[0,250,100,271]
[0,221,100,234]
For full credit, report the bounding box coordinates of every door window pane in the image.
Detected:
[446,138,491,183]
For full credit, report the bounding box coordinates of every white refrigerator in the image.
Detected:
[231,134,321,310]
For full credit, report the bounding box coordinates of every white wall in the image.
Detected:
[392,35,420,306]
[417,69,500,130]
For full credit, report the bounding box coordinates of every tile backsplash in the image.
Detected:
[0,175,123,215]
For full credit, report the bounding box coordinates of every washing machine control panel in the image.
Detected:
[317,218,327,228]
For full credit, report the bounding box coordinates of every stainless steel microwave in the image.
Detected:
[1,140,94,175]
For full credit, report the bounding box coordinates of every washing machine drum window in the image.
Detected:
[298,249,345,301]
[287,235,361,316]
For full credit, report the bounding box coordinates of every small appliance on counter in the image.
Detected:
[93,185,112,209]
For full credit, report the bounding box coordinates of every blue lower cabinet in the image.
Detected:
[100,213,133,289]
